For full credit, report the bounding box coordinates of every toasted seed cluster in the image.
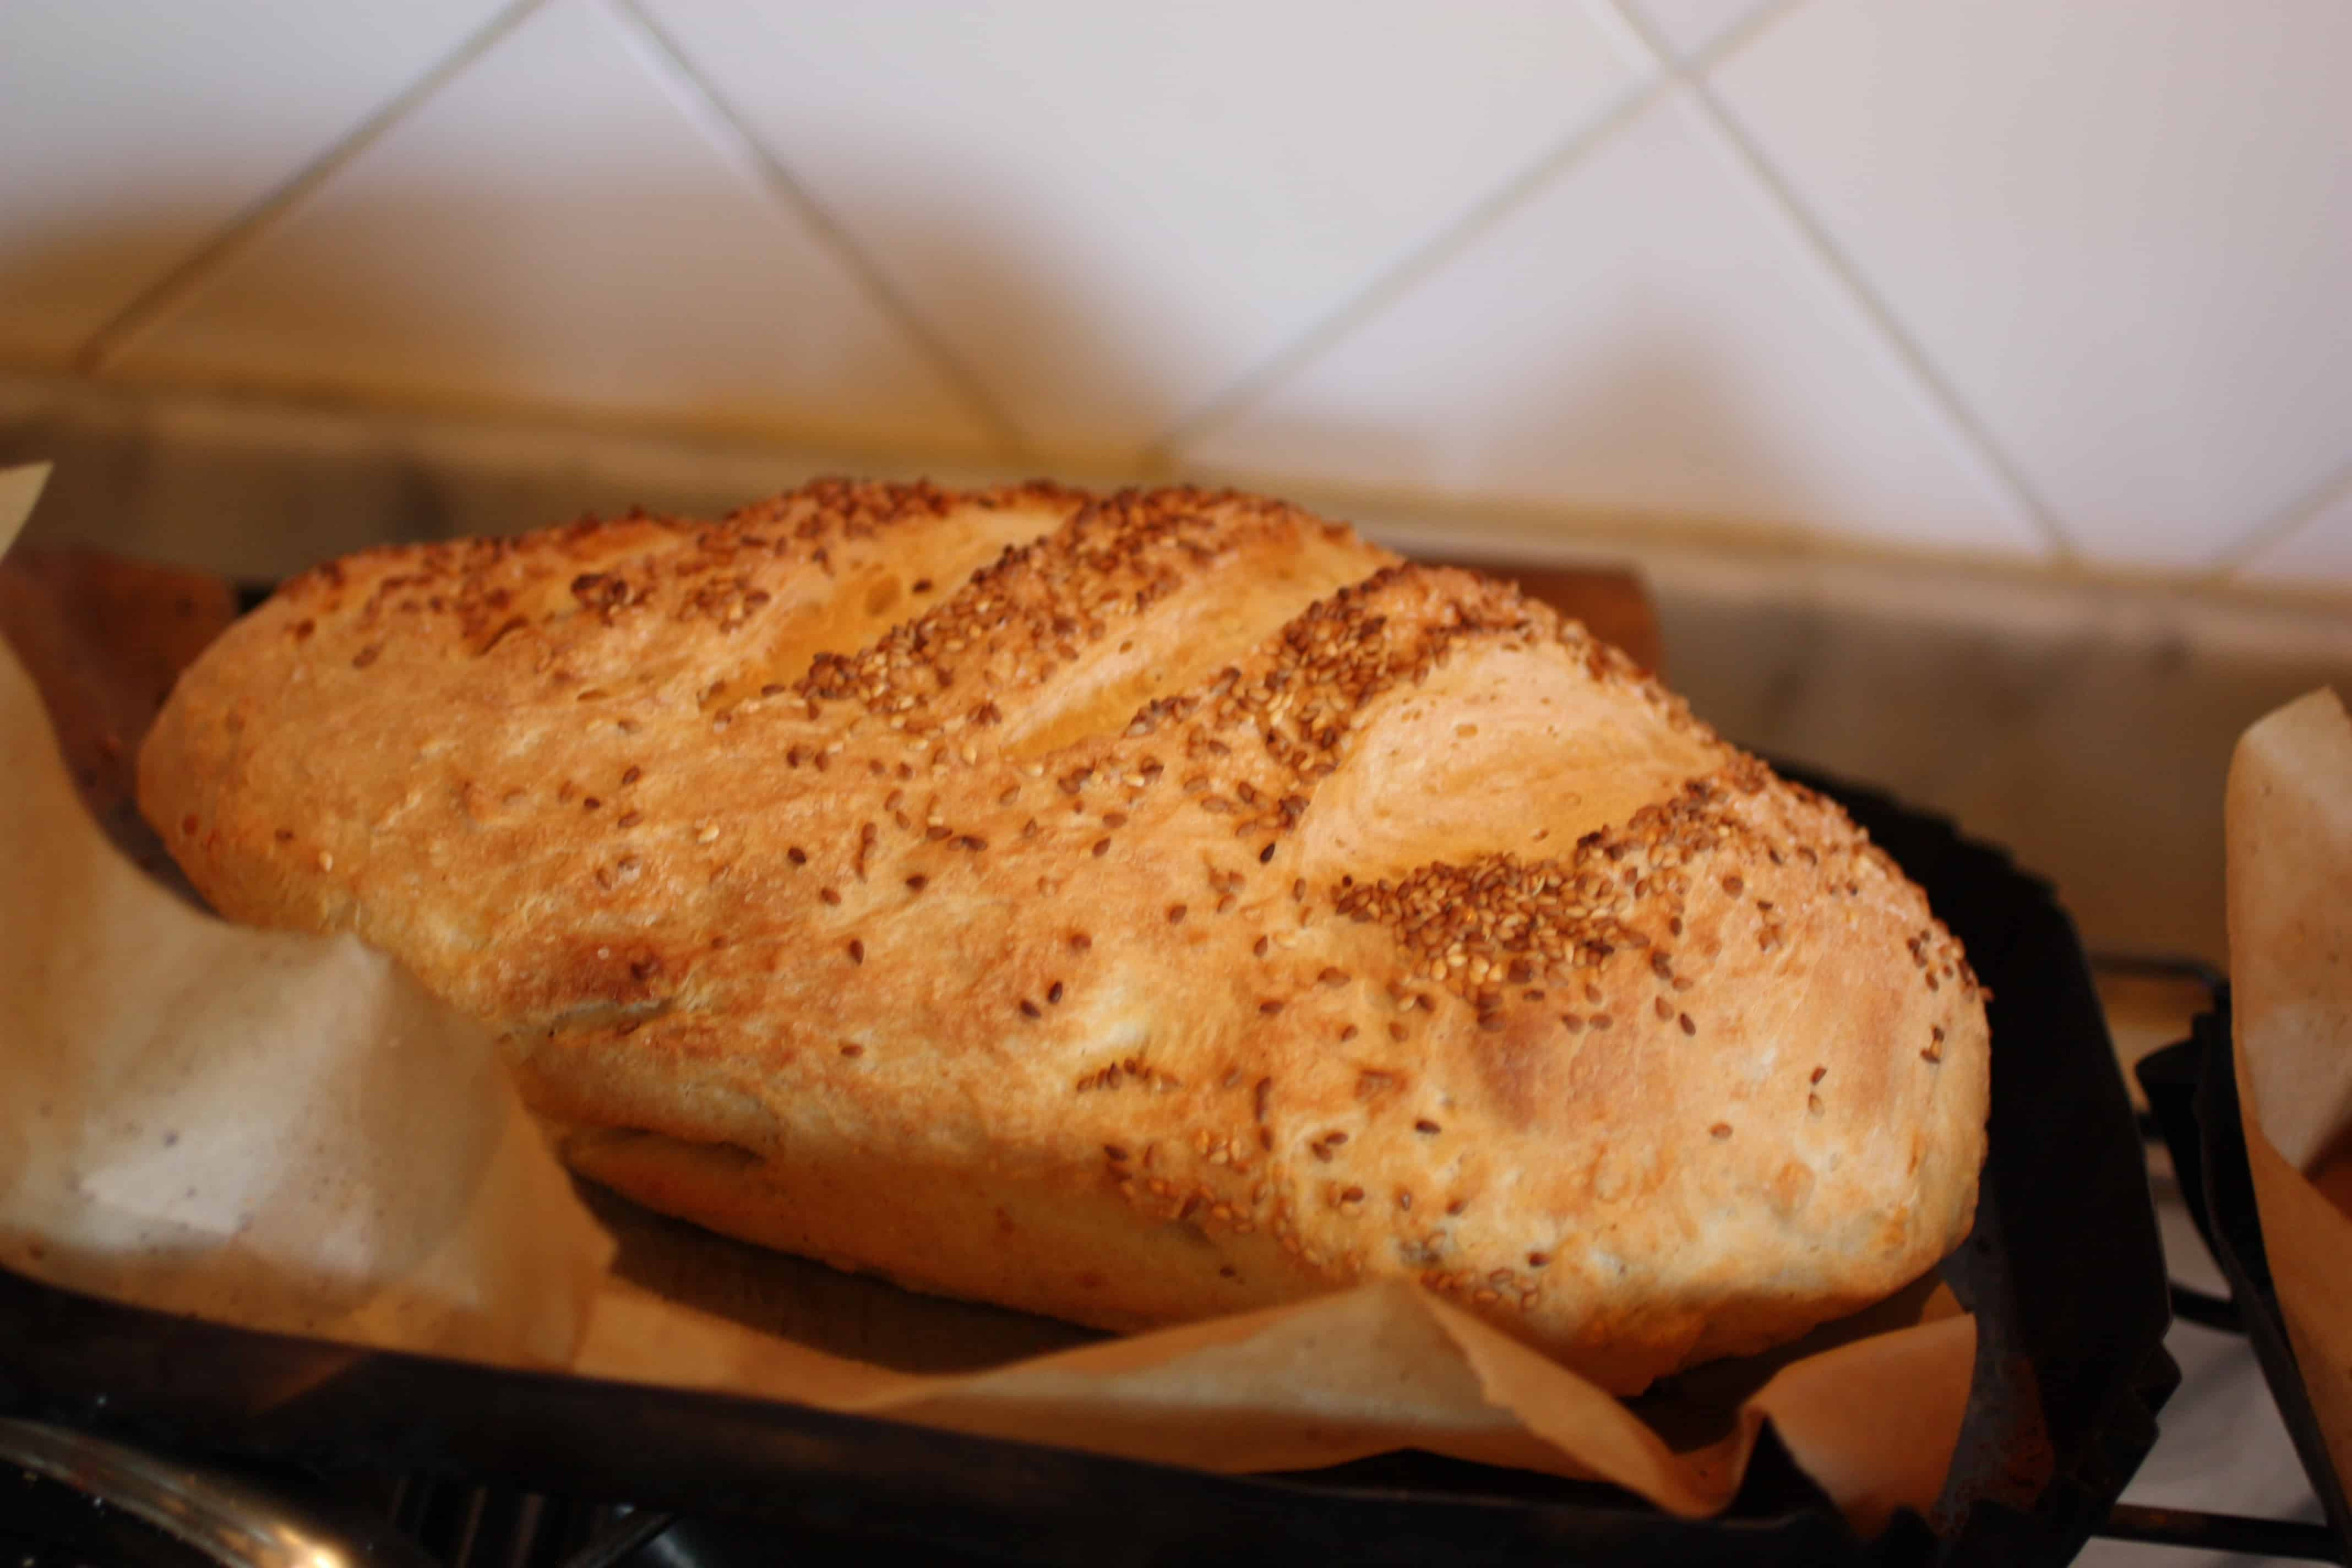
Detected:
[796,488,1316,736]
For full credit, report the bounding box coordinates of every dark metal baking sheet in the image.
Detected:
[0,767,2174,1567]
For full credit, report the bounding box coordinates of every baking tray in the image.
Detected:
[0,766,2173,1566]
[2138,997,2352,1560]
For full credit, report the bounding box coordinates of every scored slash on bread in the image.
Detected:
[138,480,1988,1395]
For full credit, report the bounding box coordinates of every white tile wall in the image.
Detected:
[2,0,2349,592]
[1709,0,2352,574]
[635,0,1638,455]
[110,0,993,454]
[1185,91,2045,558]
[2240,468,2352,592]
[0,0,504,362]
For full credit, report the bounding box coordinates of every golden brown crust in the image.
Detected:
[139,479,1989,1393]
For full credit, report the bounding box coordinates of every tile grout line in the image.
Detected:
[1602,0,2082,564]
[2204,452,2352,582]
[71,0,553,377]
[602,0,1032,463]
[1143,0,1803,474]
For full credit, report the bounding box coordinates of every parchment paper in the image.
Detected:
[2225,687,2352,1502]
[0,464,1973,1536]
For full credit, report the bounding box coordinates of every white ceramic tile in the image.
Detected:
[114,0,990,455]
[0,0,502,365]
[1623,0,1778,61]
[1712,0,2352,571]
[635,0,1643,457]
[1184,95,2045,559]
[2237,472,2352,591]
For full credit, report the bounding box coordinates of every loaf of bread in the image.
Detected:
[139,480,1989,1393]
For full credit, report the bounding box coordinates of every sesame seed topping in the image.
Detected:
[846,938,864,965]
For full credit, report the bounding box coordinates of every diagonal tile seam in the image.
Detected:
[602,0,1032,464]
[1139,0,1801,474]
[2207,453,2352,583]
[1598,0,2077,564]
[70,0,553,378]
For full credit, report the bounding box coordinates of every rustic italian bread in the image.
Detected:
[138,480,1989,1394]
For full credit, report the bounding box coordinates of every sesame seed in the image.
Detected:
[1167,903,1188,924]
[788,847,807,865]
[1654,997,1673,1020]
[905,875,928,891]
[1258,1000,1283,1016]
[1414,1119,1441,1135]
[622,766,641,785]
[1258,842,1276,863]
[846,939,864,965]
[317,851,334,872]
[820,888,841,906]
[1047,982,1064,1005]
[1092,837,1111,857]
[1019,999,1042,1019]
[1710,1122,1733,1139]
